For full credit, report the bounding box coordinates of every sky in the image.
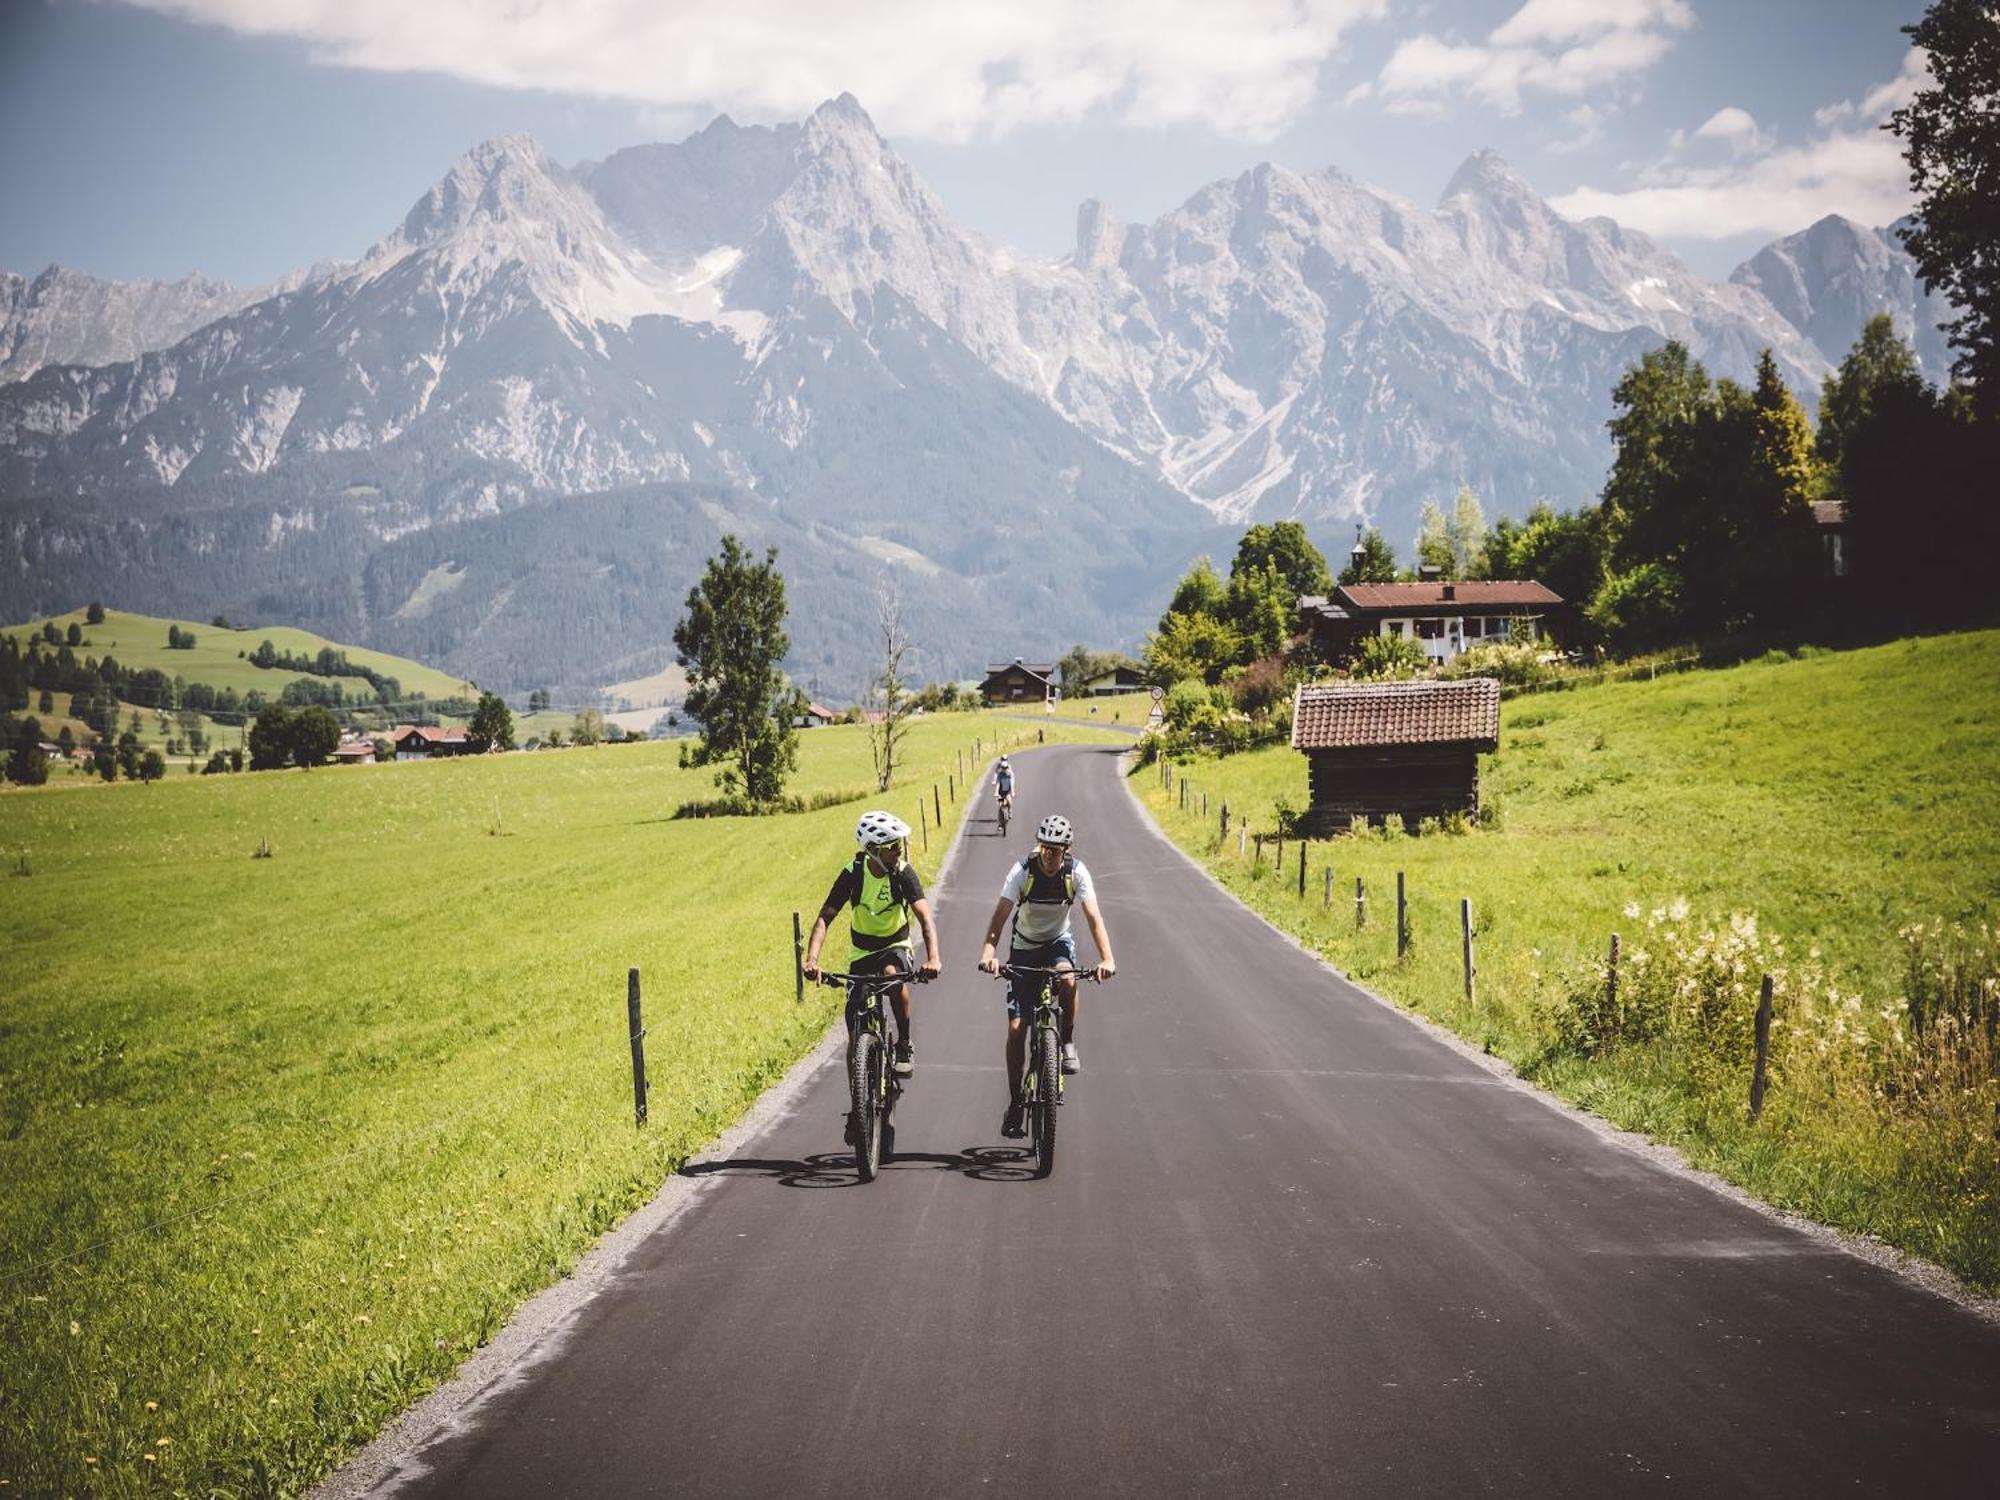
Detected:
[0,0,1932,289]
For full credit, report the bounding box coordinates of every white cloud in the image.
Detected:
[1693,106,1768,155]
[1548,49,1926,239]
[1546,102,1609,155]
[1490,0,1692,48]
[1373,0,1689,114]
[116,0,1388,142]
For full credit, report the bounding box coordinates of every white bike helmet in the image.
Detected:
[855,810,911,849]
[1036,813,1073,846]
[997,756,1010,769]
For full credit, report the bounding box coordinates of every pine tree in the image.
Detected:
[673,536,797,806]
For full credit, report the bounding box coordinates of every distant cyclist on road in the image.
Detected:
[977,813,1116,1138]
[803,811,942,1080]
[995,756,1015,819]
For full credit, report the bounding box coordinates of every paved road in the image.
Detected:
[364,744,1999,1496]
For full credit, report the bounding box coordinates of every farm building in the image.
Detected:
[1299,581,1563,665]
[392,725,471,760]
[980,659,1057,704]
[1289,679,1500,833]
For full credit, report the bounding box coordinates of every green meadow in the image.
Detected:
[3,607,474,702]
[0,711,1119,1497]
[1139,630,2000,1288]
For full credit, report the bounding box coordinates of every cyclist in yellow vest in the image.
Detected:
[803,810,942,1077]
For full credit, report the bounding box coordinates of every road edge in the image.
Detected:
[1116,750,2000,1327]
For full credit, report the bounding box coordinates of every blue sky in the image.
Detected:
[0,1,1930,288]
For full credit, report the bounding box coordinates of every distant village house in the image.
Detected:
[1289,679,1500,833]
[392,725,471,760]
[1069,663,1144,697]
[980,659,1057,705]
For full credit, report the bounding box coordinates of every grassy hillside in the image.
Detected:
[0,715,1120,1496]
[1139,630,2000,1286]
[4,607,473,703]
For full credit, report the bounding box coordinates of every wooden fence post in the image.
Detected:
[919,798,928,850]
[958,749,964,782]
[1607,932,1620,1021]
[1397,872,1407,958]
[792,913,804,1004]
[1238,824,1247,858]
[1323,866,1332,910]
[948,772,955,803]
[1354,875,1365,928]
[933,784,942,827]
[626,968,648,1126]
[1221,802,1229,838]
[1461,899,1476,1005]
[1298,843,1308,898]
[1750,974,1774,1120]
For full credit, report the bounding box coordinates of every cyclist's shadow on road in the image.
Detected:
[681,1146,1038,1188]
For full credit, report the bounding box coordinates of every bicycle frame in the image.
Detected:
[996,965,1100,1176]
[815,968,929,1180]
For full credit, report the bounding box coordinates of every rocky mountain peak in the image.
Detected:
[1073,199,1126,272]
[1438,149,1540,210]
[801,92,886,154]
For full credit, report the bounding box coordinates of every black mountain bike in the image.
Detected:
[817,968,930,1181]
[996,793,1011,838]
[997,965,1101,1178]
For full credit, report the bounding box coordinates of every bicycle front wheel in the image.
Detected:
[850,1030,883,1182]
[1034,1022,1060,1178]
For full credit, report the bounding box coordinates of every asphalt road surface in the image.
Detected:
[354,743,1999,1497]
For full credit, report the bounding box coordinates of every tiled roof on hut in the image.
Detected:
[1290,679,1501,751]
[1335,581,1561,610]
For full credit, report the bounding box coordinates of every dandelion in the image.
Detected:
[1668,897,1689,922]
[144,1400,158,1412]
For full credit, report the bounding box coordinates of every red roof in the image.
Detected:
[1335,580,1562,611]
[1291,679,1501,751]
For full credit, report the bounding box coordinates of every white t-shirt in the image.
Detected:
[1000,854,1096,947]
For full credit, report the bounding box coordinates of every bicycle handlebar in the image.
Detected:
[812,969,936,987]
[994,964,1105,982]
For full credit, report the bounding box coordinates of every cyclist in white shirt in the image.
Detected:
[976,813,1116,1138]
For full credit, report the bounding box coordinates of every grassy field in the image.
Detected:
[1042,690,1154,727]
[3,607,474,703]
[1138,631,2000,1287]
[0,714,1119,1497]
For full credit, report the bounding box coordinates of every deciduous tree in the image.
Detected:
[468,692,516,753]
[1890,0,2000,416]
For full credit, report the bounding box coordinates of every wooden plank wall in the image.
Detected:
[1297,745,1480,833]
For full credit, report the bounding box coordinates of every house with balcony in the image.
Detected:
[1299,580,1564,665]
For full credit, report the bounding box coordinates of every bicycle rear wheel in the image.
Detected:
[998,801,1008,836]
[850,1030,883,1182]
[1033,1021,1060,1178]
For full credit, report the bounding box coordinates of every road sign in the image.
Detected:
[1150,686,1164,701]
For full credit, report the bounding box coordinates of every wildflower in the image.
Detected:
[144,1401,158,1412]
[1623,901,1641,919]
[1668,897,1689,922]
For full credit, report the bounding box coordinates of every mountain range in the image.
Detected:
[0,96,1952,697]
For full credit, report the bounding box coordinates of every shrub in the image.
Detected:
[1354,633,1426,680]
[1439,641,1558,690]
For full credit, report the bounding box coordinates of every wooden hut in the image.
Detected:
[1289,679,1500,833]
